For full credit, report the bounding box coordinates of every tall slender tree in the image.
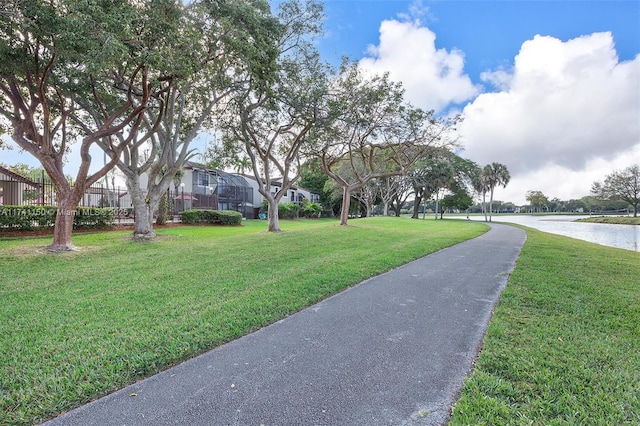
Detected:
[472,171,489,221]
[482,162,511,222]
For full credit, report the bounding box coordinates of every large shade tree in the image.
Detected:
[410,157,454,219]
[379,174,413,217]
[0,0,156,250]
[316,62,459,226]
[440,182,473,219]
[526,190,550,212]
[435,155,480,219]
[591,164,639,217]
[85,0,281,239]
[215,0,327,232]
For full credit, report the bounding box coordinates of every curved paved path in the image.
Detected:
[44,223,526,426]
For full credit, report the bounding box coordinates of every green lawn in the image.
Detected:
[576,216,640,225]
[450,227,640,425]
[0,217,486,425]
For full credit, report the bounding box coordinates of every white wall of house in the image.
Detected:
[295,186,320,203]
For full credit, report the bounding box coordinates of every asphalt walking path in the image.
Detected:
[44,223,526,426]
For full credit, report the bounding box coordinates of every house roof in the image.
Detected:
[242,174,320,196]
[185,161,251,188]
[0,165,41,187]
[184,162,319,195]
[270,179,320,196]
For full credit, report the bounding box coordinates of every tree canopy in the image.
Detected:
[214,0,326,232]
[313,61,459,225]
[526,190,550,212]
[591,164,639,217]
[0,0,164,250]
[2,0,491,237]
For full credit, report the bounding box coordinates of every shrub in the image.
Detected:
[0,205,114,231]
[302,202,322,218]
[0,206,53,231]
[74,207,115,228]
[180,209,242,225]
[278,202,300,219]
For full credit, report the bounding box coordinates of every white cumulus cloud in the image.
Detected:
[459,32,640,204]
[358,18,480,111]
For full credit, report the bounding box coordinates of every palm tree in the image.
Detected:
[482,162,510,222]
[233,157,252,176]
[472,172,490,222]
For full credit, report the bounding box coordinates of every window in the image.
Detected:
[197,171,210,187]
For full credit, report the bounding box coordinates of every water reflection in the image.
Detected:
[468,215,639,252]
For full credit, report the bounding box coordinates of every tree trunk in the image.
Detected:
[489,188,494,222]
[364,200,372,218]
[48,196,79,251]
[127,178,156,240]
[391,198,402,217]
[267,198,281,232]
[412,191,422,219]
[339,186,351,226]
[383,201,389,216]
[483,192,488,222]
[257,190,282,232]
[422,196,427,220]
[156,191,168,225]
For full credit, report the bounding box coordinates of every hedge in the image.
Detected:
[0,205,115,232]
[180,209,242,225]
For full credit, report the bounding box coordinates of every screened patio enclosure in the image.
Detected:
[177,167,255,218]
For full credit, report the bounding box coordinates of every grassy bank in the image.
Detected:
[576,216,640,225]
[0,217,486,425]
[450,227,640,425]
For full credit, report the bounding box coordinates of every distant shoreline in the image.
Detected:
[575,216,639,225]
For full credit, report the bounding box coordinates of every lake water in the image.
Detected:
[465,214,639,252]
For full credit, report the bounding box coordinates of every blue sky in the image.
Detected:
[306,0,640,204]
[317,1,639,78]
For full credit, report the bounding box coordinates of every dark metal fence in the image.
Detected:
[1,175,257,220]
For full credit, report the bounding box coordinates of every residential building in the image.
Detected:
[174,162,255,218]
[0,165,42,205]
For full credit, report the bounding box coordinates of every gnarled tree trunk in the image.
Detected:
[49,195,81,252]
[127,177,156,240]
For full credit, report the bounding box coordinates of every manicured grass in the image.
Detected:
[577,216,640,225]
[0,217,486,425]
[450,227,640,425]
